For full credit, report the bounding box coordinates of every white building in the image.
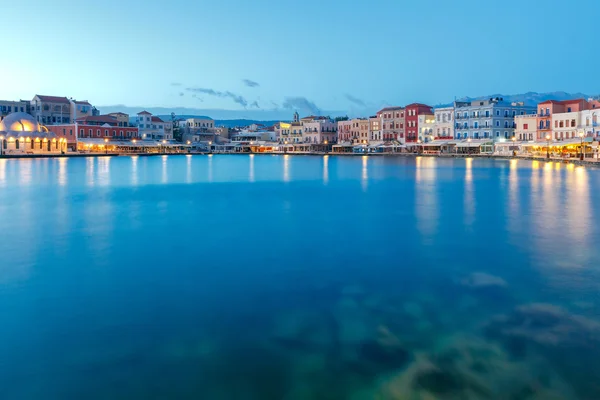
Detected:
[418,113,436,142]
[136,111,172,140]
[515,114,537,141]
[580,108,600,137]
[433,107,454,139]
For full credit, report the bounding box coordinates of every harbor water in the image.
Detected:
[1,155,599,399]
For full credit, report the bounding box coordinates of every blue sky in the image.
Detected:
[3,0,599,118]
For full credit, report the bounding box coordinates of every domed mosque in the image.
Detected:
[0,112,66,154]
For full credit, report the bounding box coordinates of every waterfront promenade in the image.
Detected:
[2,150,599,168]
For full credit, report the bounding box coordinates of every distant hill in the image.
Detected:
[436,91,592,108]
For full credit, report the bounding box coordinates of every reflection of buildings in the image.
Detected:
[0,112,66,154]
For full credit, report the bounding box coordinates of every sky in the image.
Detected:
[3,0,600,119]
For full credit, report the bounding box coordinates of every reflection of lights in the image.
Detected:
[323,154,328,184]
[58,157,68,186]
[249,154,255,182]
[283,154,290,182]
[361,155,368,191]
[161,155,168,183]
[464,157,474,226]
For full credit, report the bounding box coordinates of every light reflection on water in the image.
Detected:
[0,155,599,399]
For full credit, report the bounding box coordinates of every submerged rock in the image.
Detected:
[460,272,507,289]
[486,303,600,347]
[358,340,411,368]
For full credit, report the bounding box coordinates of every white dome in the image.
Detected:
[0,112,54,138]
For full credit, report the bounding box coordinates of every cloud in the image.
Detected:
[243,79,260,88]
[171,82,182,87]
[282,97,321,115]
[179,92,184,97]
[250,101,260,108]
[345,94,366,107]
[185,87,248,107]
[271,101,280,109]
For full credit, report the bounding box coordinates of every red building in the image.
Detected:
[405,103,433,143]
[47,122,139,150]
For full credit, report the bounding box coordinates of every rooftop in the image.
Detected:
[35,95,70,104]
[76,115,118,125]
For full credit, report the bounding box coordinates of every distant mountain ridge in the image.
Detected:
[437,91,592,108]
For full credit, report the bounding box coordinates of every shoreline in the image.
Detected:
[1,151,598,167]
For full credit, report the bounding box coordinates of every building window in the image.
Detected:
[496,110,500,116]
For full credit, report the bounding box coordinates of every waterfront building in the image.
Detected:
[107,112,130,127]
[137,111,173,140]
[405,103,433,143]
[185,117,215,133]
[231,131,276,142]
[432,107,454,139]
[454,98,535,140]
[337,120,352,142]
[69,99,94,122]
[537,99,600,140]
[0,112,66,154]
[376,107,404,142]
[302,118,337,144]
[0,100,29,119]
[278,121,304,144]
[348,118,370,144]
[580,108,600,137]
[369,116,381,141]
[514,114,537,141]
[47,118,139,150]
[418,112,435,142]
[30,95,71,124]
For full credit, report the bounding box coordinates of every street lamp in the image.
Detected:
[104,137,108,154]
[579,131,585,161]
[546,134,551,159]
[0,135,4,156]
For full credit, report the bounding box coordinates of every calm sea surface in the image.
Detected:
[1,155,600,399]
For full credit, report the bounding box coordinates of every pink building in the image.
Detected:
[302,118,337,144]
[537,98,600,140]
[337,120,352,142]
[376,107,404,141]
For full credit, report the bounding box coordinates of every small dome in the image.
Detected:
[0,112,47,138]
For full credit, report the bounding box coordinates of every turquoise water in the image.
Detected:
[1,155,599,399]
